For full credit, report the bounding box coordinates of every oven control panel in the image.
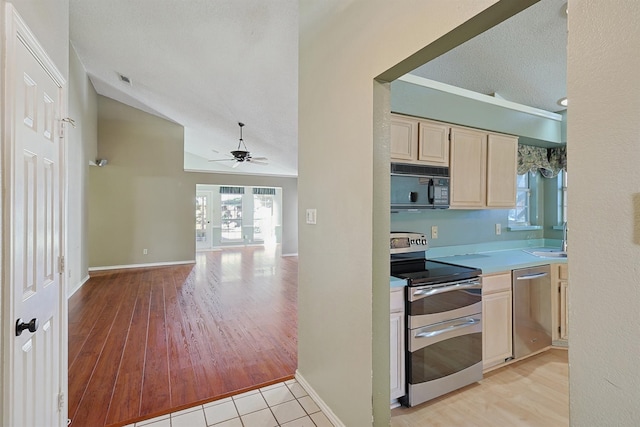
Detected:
[390,232,429,254]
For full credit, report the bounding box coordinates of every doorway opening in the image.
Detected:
[196,184,283,250]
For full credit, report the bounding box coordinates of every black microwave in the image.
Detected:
[390,163,449,210]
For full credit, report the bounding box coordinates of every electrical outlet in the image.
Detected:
[143,248,148,255]
[431,226,438,239]
[495,224,501,235]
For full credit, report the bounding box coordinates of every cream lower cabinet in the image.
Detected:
[390,287,405,403]
[450,126,518,209]
[551,263,569,342]
[482,272,513,370]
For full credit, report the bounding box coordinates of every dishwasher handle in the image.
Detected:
[515,272,549,281]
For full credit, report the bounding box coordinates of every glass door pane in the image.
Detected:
[221,194,243,242]
[253,194,275,243]
[195,192,210,249]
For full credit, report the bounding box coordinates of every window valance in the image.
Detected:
[220,186,245,194]
[517,145,566,178]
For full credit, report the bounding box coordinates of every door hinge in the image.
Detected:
[57,392,65,412]
[58,256,65,273]
[558,326,561,333]
[448,131,451,141]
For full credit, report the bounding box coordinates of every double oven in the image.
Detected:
[391,232,483,407]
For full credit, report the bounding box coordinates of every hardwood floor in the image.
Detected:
[391,348,569,427]
[68,246,298,427]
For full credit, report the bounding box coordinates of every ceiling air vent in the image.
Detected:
[118,73,132,85]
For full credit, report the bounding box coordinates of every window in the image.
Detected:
[253,188,276,243]
[558,170,568,223]
[195,194,208,242]
[509,173,531,226]
[220,187,244,242]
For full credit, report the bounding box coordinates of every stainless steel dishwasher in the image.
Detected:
[512,265,552,358]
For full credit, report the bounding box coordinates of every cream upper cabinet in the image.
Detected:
[487,133,519,207]
[390,114,449,166]
[482,272,513,370]
[449,126,487,208]
[390,114,418,161]
[450,126,518,209]
[417,120,449,166]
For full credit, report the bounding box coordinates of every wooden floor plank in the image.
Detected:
[68,246,297,427]
[104,274,151,425]
[164,269,201,409]
[71,273,141,426]
[67,274,134,422]
[139,269,172,417]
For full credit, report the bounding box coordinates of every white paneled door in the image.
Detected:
[2,5,67,427]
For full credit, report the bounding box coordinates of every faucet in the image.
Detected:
[561,221,568,252]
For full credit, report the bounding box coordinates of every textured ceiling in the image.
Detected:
[69,0,566,178]
[410,0,567,112]
[70,0,298,176]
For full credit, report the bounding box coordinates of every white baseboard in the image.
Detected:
[295,370,345,427]
[88,260,196,272]
[67,274,91,298]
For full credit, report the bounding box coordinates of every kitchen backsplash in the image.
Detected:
[391,208,544,247]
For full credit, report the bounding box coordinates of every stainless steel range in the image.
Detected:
[390,232,483,407]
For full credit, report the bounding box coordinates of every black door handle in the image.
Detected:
[15,318,38,336]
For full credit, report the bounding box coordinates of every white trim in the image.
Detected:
[67,275,90,299]
[88,260,196,272]
[295,370,345,427]
[184,166,297,179]
[398,74,563,121]
[281,253,298,257]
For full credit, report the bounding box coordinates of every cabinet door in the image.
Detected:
[487,134,518,207]
[559,281,569,340]
[450,127,487,208]
[390,311,405,400]
[482,290,513,370]
[390,114,418,161]
[417,119,449,166]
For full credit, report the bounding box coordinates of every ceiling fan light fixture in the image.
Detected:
[558,97,568,107]
[207,122,268,167]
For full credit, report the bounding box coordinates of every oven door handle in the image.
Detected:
[414,317,480,339]
[412,280,480,298]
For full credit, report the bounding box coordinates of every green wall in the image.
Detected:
[390,172,565,247]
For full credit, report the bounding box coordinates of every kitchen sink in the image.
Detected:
[523,248,568,258]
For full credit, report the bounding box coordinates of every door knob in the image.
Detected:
[15,318,38,336]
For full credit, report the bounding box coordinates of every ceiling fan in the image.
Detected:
[208,122,269,168]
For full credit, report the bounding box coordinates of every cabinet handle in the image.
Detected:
[515,272,548,280]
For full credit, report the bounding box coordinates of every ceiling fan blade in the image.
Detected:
[248,159,268,165]
[250,157,268,161]
[231,161,242,168]
[208,158,235,162]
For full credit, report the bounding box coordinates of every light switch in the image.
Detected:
[495,223,501,235]
[431,226,438,239]
[306,209,317,225]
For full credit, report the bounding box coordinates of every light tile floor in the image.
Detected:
[126,379,335,427]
